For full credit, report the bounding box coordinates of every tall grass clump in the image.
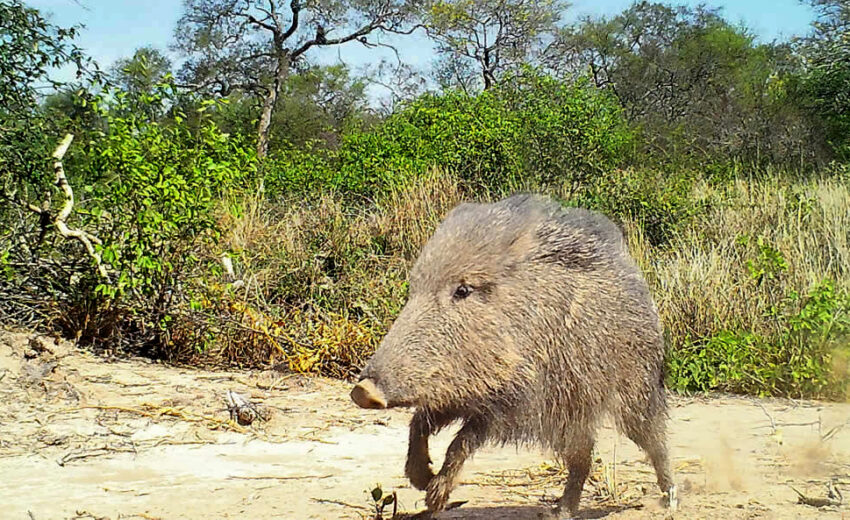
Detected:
[632,174,850,399]
[188,172,466,376]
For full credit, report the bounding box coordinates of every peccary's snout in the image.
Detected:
[350,378,387,409]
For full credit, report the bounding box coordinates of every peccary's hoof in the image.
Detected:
[539,506,577,520]
[666,484,679,511]
[350,379,387,409]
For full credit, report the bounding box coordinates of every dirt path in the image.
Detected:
[1,331,848,520]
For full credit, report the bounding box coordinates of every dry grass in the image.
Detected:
[633,176,850,345]
[184,169,848,396]
[190,171,465,376]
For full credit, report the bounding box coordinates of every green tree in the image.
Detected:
[270,64,370,149]
[111,46,173,97]
[0,0,97,204]
[544,2,820,165]
[797,0,850,158]
[198,64,371,152]
[425,0,564,90]
[173,0,422,159]
[108,46,174,120]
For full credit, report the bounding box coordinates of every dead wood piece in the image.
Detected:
[225,389,269,425]
[57,446,135,466]
[791,481,843,508]
[37,431,69,446]
[50,134,109,280]
[310,498,369,511]
[228,474,333,481]
[60,404,248,433]
[70,512,109,520]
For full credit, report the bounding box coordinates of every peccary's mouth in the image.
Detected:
[350,378,387,409]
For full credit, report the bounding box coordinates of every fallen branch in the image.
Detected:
[50,134,109,280]
[791,481,843,508]
[228,474,333,481]
[57,446,136,466]
[310,498,369,511]
[59,403,248,433]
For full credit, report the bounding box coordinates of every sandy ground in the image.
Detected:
[1,331,848,520]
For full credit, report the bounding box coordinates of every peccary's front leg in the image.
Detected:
[406,410,436,490]
[425,418,488,513]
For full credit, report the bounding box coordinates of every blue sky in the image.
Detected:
[28,0,816,88]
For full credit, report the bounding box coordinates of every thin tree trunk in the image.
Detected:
[256,52,290,160]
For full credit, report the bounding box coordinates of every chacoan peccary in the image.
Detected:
[351,194,677,518]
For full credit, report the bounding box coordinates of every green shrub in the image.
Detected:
[568,168,702,246]
[2,82,257,353]
[263,141,335,197]
[331,70,633,195]
[668,280,850,399]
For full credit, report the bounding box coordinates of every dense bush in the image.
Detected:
[669,280,850,399]
[1,83,256,355]
[642,174,850,399]
[266,71,633,196]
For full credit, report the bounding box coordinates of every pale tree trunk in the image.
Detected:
[256,52,290,160]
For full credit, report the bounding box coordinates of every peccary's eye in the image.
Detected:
[453,284,473,300]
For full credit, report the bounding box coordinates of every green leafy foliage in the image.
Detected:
[669,279,850,399]
[0,78,257,352]
[0,0,98,198]
[289,70,632,195]
[82,87,253,345]
[795,0,850,159]
[368,484,396,520]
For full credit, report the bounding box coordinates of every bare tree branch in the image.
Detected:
[49,134,109,280]
[281,0,300,41]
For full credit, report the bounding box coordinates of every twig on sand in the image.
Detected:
[756,402,777,434]
[790,481,843,508]
[822,420,848,442]
[311,497,370,511]
[69,512,109,520]
[58,404,248,433]
[228,474,333,481]
[57,447,136,466]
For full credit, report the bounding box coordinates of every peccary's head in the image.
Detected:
[352,195,559,411]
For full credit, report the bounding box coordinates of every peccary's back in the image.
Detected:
[476,195,665,440]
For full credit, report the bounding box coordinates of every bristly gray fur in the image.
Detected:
[357,193,674,517]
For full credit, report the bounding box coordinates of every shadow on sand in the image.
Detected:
[399,502,644,519]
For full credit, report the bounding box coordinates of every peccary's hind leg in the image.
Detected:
[405,409,447,490]
[620,388,677,509]
[554,429,595,518]
[425,417,488,513]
